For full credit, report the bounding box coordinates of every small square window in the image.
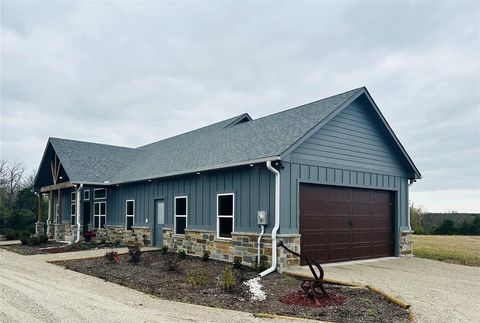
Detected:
[126,200,134,216]
[175,217,186,235]
[218,217,233,239]
[174,197,187,235]
[126,217,134,230]
[94,188,106,199]
[71,204,76,215]
[84,190,90,201]
[71,192,76,202]
[218,195,233,216]
[175,197,187,216]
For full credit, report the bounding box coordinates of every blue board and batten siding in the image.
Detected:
[99,166,275,234]
[281,98,412,254]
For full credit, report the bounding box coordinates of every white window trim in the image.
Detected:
[216,193,234,240]
[125,199,135,230]
[71,191,76,202]
[93,201,107,229]
[174,196,188,236]
[93,188,107,200]
[84,190,90,201]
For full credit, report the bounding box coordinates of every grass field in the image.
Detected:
[413,235,480,267]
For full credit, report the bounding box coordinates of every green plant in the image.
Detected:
[161,246,168,254]
[27,235,40,246]
[128,244,142,264]
[178,249,187,259]
[100,238,107,245]
[114,239,123,247]
[4,229,19,240]
[38,234,48,244]
[186,268,209,287]
[20,232,30,245]
[143,234,150,246]
[218,265,236,290]
[255,255,269,273]
[105,250,120,263]
[202,251,210,262]
[232,256,242,269]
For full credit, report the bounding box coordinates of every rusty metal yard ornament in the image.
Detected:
[277,240,328,304]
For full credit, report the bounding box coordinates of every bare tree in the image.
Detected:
[0,159,7,187]
[3,161,25,206]
[22,169,37,189]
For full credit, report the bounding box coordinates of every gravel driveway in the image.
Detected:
[288,257,480,322]
[0,248,295,323]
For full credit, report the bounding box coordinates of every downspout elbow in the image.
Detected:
[259,160,281,277]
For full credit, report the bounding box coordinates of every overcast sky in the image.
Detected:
[1,1,479,212]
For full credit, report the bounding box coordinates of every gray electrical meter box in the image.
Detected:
[257,211,268,225]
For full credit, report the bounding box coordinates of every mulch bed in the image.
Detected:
[59,251,408,322]
[0,242,106,255]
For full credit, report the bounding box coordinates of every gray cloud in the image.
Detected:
[1,1,479,212]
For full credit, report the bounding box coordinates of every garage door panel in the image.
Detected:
[300,184,394,264]
[352,231,372,243]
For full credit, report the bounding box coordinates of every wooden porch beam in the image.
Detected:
[40,181,74,193]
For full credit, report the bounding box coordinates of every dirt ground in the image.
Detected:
[288,257,480,322]
[60,251,408,322]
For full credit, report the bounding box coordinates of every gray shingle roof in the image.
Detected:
[49,88,363,184]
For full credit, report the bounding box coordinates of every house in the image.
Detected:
[32,87,420,270]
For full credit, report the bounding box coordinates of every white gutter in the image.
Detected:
[75,184,83,243]
[259,160,280,277]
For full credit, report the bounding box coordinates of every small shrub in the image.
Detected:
[202,251,210,262]
[105,250,120,263]
[232,256,242,269]
[186,268,209,287]
[4,229,19,240]
[100,238,107,245]
[143,234,150,246]
[161,246,168,254]
[178,249,187,259]
[38,234,49,244]
[255,255,269,273]
[28,236,40,246]
[114,239,123,247]
[128,244,142,264]
[218,265,236,290]
[20,232,30,246]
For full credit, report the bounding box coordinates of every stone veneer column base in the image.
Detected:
[54,223,67,241]
[35,222,45,236]
[163,228,301,271]
[94,225,152,246]
[400,230,413,256]
[47,223,55,239]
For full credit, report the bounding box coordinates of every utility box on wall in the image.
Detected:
[257,210,268,225]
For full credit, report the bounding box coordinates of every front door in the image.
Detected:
[83,202,91,232]
[153,199,165,246]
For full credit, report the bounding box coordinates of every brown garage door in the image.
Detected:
[300,184,395,264]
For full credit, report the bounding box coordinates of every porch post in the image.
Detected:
[57,188,62,224]
[37,194,42,222]
[35,194,45,236]
[47,190,55,239]
[49,191,54,224]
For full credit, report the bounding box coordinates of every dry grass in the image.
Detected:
[413,235,480,267]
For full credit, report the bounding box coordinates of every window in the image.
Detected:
[126,200,135,230]
[217,193,234,239]
[84,190,90,201]
[94,188,106,199]
[71,192,76,202]
[94,201,106,229]
[71,200,76,225]
[174,196,187,235]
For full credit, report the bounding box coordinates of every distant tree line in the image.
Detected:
[410,203,480,235]
[0,160,45,236]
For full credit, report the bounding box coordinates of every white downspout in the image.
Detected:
[259,160,280,277]
[75,184,83,243]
